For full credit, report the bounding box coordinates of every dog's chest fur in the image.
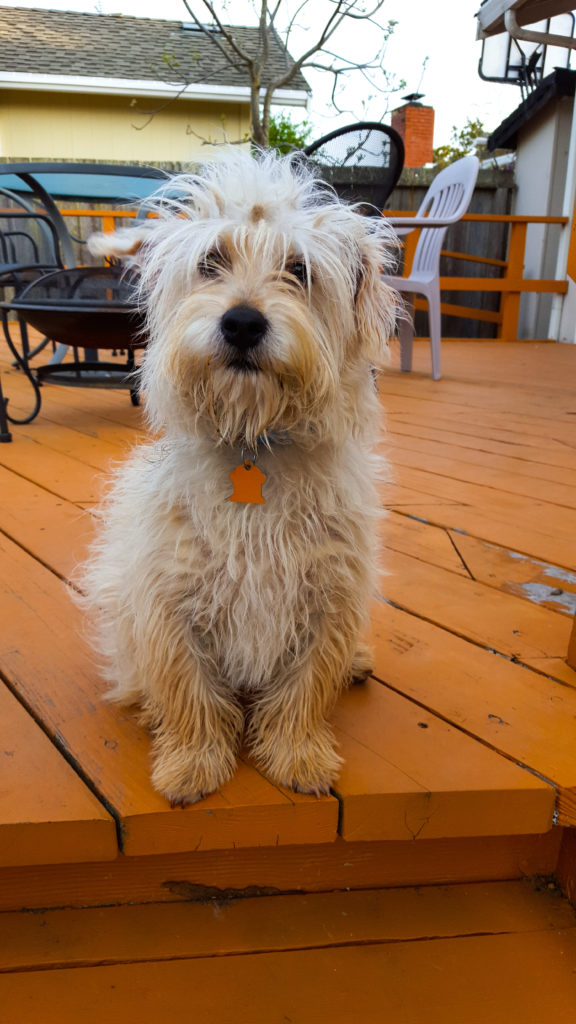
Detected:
[127,439,377,691]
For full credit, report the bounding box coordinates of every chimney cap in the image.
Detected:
[402,92,425,104]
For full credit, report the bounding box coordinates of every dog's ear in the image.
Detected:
[88,225,155,267]
[354,236,397,367]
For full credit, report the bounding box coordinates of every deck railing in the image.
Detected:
[387,211,569,342]
[54,208,570,343]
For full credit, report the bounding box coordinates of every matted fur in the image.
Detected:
[79,150,397,804]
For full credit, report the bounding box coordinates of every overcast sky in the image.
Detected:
[2,0,539,144]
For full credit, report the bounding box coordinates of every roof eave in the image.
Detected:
[0,72,310,107]
[476,0,574,38]
[487,67,576,149]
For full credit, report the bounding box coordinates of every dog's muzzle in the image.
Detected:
[220,304,268,369]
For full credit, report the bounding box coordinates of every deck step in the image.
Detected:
[0,831,562,913]
[2,337,575,902]
[1,881,575,1022]
[0,525,554,867]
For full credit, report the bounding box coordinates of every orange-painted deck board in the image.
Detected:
[1,881,575,1024]
[3,879,573,972]
[0,683,117,867]
[1,338,576,873]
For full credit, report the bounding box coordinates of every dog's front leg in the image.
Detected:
[247,616,355,796]
[148,671,244,806]
[139,617,244,805]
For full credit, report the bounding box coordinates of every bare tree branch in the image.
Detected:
[185,123,249,145]
[182,0,254,67]
[136,1,403,148]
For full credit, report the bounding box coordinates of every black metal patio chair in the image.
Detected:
[303,121,405,214]
[0,209,65,424]
[0,162,168,436]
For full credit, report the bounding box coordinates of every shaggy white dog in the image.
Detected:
[80,150,397,805]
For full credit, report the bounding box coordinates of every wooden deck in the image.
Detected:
[1,337,576,1019]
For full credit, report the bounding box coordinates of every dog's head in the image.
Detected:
[90,150,397,447]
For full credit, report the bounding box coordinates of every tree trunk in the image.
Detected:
[250,81,269,148]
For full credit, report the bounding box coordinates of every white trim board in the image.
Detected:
[0,72,309,107]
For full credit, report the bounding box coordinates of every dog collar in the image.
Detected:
[257,429,291,449]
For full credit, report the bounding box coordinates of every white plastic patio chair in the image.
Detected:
[382,154,480,380]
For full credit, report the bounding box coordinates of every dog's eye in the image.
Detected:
[287,260,308,287]
[199,249,229,279]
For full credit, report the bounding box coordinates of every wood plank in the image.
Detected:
[381,482,463,507]
[7,393,145,445]
[388,466,576,540]
[387,425,576,488]
[0,465,92,578]
[7,415,134,468]
[386,415,576,473]
[2,880,573,973]
[387,501,576,571]
[2,366,144,442]
[523,657,576,689]
[386,340,576,390]
[381,378,575,415]
[380,367,576,417]
[0,434,106,504]
[450,532,576,617]
[27,383,144,430]
[333,681,553,841]
[0,533,338,859]
[0,684,117,867]
[369,602,576,826]
[2,930,576,1023]
[380,390,576,446]
[381,393,573,442]
[0,831,561,913]
[332,726,431,838]
[382,375,573,412]
[383,516,576,620]
[384,407,576,462]
[387,440,576,509]
[568,613,576,671]
[380,546,572,663]
[381,511,469,576]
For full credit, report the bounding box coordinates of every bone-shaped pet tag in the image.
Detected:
[229,460,266,504]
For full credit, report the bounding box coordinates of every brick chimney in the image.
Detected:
[391,100,435,167]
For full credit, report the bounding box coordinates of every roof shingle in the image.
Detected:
[0,6,310,93]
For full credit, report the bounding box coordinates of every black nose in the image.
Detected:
[220,304,268,351]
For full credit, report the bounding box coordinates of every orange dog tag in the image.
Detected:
[229,460,266,504]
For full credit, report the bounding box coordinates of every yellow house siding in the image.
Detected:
[0,90,251,163]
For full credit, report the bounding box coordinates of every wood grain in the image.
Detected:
[0,684,117,867]
[2,931,576,1023]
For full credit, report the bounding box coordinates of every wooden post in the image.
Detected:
[402,230,419,277]
[567,613,576,671]
[101,215,116,235]
[499,221,527,341]
[565,194,576,284]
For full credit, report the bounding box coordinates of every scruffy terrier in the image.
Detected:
[80,151,397,806]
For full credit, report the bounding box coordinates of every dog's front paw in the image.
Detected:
[253,727,343,798]
[152,745,237,807]
[287,741,343,797]
[350,643,374,685]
